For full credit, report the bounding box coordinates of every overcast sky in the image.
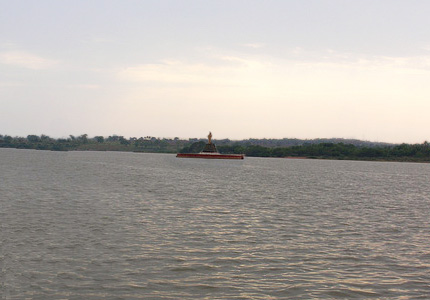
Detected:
[1,0,430,143]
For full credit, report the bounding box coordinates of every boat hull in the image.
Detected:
[176,153,244,159]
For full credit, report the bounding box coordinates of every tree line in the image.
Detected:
[0,134,187,153]
[183,141,430,162]
[1,134,429,162]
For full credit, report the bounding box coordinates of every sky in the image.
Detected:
[1,0,430,143]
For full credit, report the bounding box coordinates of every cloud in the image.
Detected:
[241,43,265,49]
[117,58,268,86]
[0,51,58,69]
[0,81,25,89]
[116,50,430,104]
[82,37,115,44]
[65,84,101,90]
[118,61,213,84]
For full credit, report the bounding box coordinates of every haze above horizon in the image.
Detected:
[1,1,430,144]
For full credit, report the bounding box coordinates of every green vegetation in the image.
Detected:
[0,134,188,153]
[217,142,430,162]
[180,140,430,162]
[1,134,429,162]
[179,141,206,154]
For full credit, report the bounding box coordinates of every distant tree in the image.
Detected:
[78,134,88,144]
[180,141,205,153]
[40,134,51,141]
[119,136,129,145]
[244,145,271,157]
[107,135,119,142]
[4,135,13,144]
[27,135,40,143]
[94,136,104,143]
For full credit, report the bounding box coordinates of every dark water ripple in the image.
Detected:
[1,148,430,299]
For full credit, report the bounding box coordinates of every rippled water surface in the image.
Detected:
[2,148,430,299]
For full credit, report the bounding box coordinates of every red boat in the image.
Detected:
[176,153,244,159]
[176,132,244,160]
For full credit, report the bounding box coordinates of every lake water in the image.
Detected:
[1,148,430,299]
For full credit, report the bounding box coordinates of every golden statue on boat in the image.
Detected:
[208,132,212,144]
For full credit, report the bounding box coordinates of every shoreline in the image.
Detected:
[2,147,429,163]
